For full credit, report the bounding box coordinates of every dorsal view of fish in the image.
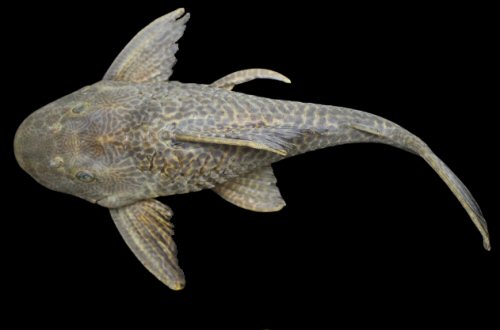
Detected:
[13,8,490,290]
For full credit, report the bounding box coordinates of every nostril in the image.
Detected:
[49,157,64,169]
[71,104,86,114]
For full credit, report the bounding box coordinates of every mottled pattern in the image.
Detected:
[13,8,490,290]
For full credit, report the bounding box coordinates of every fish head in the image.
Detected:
[14,83,143,207]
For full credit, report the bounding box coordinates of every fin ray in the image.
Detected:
[422,152,490,250]
[110,199,185,290]
[174,126,306,156]
[211,68,291,90]
[103,8,189,83]
[175,133,287,155]
[213,166,286,212]
[350,122,384,137]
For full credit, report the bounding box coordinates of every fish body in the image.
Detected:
[13,9,490,290]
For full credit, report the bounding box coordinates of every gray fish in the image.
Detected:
[13,8,490,290]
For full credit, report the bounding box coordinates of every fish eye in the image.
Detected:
[71,104,86,114]
[76,171,95,183]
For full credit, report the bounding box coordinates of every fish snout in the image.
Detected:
[14,113,57,181]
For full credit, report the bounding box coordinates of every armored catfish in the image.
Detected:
[13,8,490,290]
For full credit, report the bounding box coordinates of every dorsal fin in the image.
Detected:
[211,69,291,90]
[103,8,189,83]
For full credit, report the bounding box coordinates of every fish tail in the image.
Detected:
[420,149,490,250]
[386,126,490,250]
[346,116,490,250]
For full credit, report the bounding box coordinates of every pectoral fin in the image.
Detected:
[103,8,189,83]
[109,199,185,290]
[213,166,286,212]
[211,68,291,90]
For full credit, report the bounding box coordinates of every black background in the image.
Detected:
[3,1,498,328]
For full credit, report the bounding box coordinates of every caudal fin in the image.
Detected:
[422,151,490,250]
[347,118,490,250]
